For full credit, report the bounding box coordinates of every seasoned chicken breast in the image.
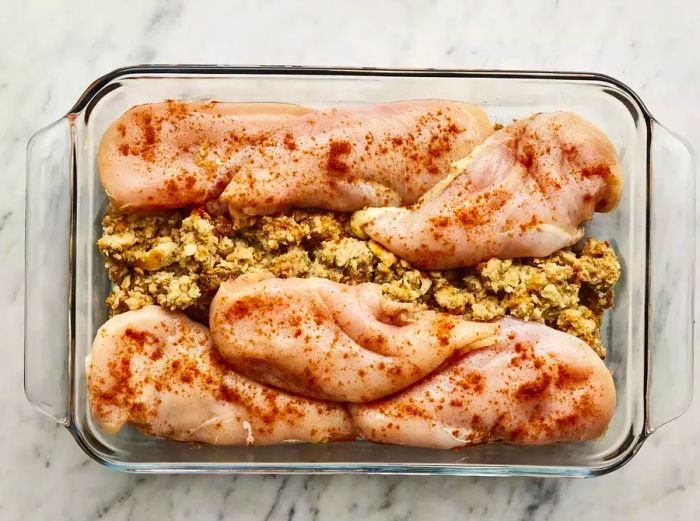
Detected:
[349,317,616,449]
[87,305,354,445]
[352,112,623,269]
[98,101,312,213]
[209,273,500,402]
[220,100,493,215]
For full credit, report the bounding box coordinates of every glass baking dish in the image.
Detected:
[24,66,696,476]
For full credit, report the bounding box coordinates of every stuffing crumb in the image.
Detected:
[99,208,620,357]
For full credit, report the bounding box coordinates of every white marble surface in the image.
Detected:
[2,0,699,519]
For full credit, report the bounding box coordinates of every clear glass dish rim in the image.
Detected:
[58,65,661,476]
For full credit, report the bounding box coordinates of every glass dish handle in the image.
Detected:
[24,118,73,425]
[646,120,696,434]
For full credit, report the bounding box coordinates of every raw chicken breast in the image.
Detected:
[87,305,354,445]
[221,100,493,215]
[352,112,623,269]
[349,317,616,449]
[98,101,312,213]
[209,273,500,402]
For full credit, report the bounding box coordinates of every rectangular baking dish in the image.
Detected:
[25,66,696,476]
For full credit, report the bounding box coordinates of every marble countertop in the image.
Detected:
[2,0,699,519]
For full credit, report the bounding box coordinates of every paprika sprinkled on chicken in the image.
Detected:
[98,101,312,213]
[349,317,615,449]
[92,100,623,450]
[87,305,354,445]
[209,273,500,402]
[352,112,622,269]
[220,100,492,215]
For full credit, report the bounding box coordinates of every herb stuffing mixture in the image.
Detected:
[98,207,620,357]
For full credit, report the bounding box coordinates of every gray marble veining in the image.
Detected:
[2,0,699,519]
